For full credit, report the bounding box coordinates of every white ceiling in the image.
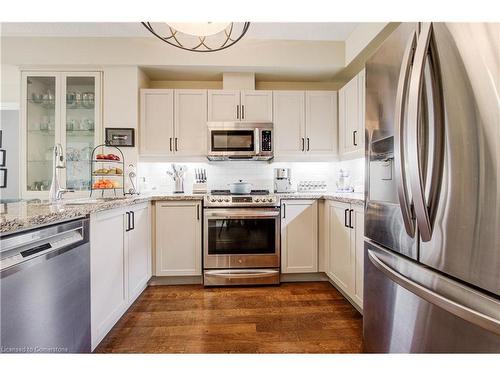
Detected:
[1,22,359,41]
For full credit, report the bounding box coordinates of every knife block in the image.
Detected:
[192,182,207,194]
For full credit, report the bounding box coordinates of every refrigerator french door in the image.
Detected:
[364,22,500,352]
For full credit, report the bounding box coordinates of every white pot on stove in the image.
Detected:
[228,180,253,195]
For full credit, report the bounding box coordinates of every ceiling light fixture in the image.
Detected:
[141,22,250,52]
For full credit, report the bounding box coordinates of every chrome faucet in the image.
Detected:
[49,143,73,202]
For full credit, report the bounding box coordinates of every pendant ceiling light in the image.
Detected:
[141,22,250,52]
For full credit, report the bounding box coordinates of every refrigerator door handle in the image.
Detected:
[407,22,445,242]
[367,247,500,336]
[394,30,417,238]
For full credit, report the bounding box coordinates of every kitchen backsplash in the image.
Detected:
[138,158,364,194]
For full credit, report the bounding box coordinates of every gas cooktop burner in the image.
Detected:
[205,189,277,207]
[210,189,270,196]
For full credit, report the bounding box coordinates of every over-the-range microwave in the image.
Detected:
[207,122,273,161]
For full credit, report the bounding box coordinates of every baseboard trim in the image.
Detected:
[326,277,363,315]
[280,272,329,283]
[149,275,202,286]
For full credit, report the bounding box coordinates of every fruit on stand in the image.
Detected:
[95,153,120,161]
[93,167,123,175]
[93,168,109,175]
[107,154,120,161]
[92,179,121,189]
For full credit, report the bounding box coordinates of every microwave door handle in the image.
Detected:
[254,128,260,156]
[394,30,417,238]
[407,22,445,242]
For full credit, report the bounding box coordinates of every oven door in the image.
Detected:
[208,129,257,159]
[204,208,280,269]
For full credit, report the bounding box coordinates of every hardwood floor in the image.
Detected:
[95,281,363,353]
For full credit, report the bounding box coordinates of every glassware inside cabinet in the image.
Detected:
[26,76,56,191]
[65,76,96,191]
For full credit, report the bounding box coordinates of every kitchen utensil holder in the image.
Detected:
[174,177,184,193]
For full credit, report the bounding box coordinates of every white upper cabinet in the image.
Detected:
[140,89,174,156]
[273,90,337,159]
[174,90,208,156]
[339,69,365,159]
[140,89,207,157]
[207,90,240,121]
[21,71,102,199]
[281,200,318,273]
[240,90,273,121]
[273,91,306,156]
[305,91,338,155]
[208,90,272,122]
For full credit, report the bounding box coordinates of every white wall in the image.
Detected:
[0,64,20,106]
[102,66,145,192]
[138,158,365,194]
[1,37,346,78]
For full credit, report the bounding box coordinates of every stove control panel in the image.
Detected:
[204,195,278,207]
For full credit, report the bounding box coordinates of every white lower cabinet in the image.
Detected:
[90,203,151,350]
[155,201,202,276]
[281,200,318,273]
[325,200,364,309]
[128,204,152,302]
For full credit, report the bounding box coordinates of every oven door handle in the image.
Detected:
[204,269,279,278]
[205,209,280,219]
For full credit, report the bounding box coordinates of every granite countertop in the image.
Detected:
[0,192,363,235]
[0,193,204,235]
[276,191,364,205]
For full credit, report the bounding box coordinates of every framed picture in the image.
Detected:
[0,150,5,167]
[0,168,7,188]
[105,128,135,147]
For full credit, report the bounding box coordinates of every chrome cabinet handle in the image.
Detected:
[282,203,286,219]
[175,137,178,151]
[367,248,500,335]
[197,204,200,221]
[407,22,445,242]
[344,208,349,228]
[242,104,245,119]
[353,131,357,146]
[307,137,310,151]
[394,30,417,238]
[169,137,172,152]
[301,138,305,151]
[349,209,354,229]
[236,105,240,120]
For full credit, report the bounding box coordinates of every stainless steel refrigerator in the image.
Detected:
[364,22,500,353]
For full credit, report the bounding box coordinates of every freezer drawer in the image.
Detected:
[363,240,500,353]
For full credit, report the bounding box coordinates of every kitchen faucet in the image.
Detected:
[49,143,73,202]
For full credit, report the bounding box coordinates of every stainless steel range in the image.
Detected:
[203,189,280,286]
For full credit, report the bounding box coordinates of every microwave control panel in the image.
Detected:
[261,130,272,152]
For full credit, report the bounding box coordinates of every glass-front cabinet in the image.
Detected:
[21,71,101,198]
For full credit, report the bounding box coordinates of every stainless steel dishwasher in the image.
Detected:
[0,218,91,353]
